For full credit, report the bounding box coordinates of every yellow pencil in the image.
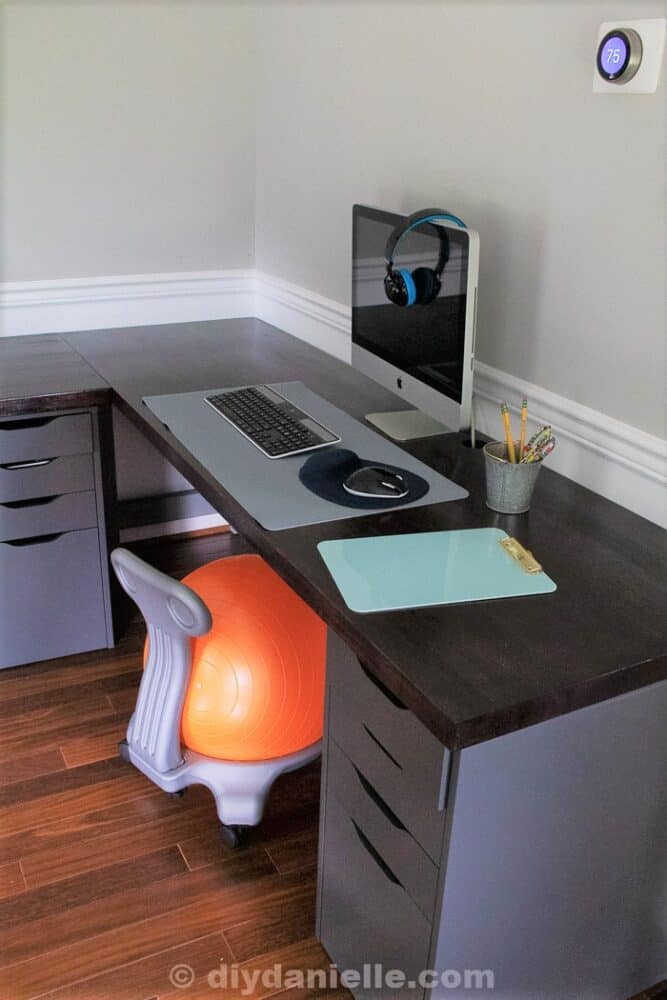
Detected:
[501,403,517,463]
[519,398,528,459]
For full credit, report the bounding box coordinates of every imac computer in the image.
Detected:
[351,204,479,441]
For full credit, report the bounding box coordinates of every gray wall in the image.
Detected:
[1,0,254,503]
[2,2,665,442]
[254,1,666,436]
[1,1,255,281]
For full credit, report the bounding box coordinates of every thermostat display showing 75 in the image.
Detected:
[597,28,643,83]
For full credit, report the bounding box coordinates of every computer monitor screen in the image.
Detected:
[351,204,478,433]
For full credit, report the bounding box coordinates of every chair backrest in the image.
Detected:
[111,547,212,638]
[110,547,212,773]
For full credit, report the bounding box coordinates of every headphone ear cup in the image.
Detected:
[384,271,404,306]
[384,267,416,307]
[398,267,417,306]
[411,267,440,305]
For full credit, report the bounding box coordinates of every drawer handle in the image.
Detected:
[3,532,63,547]
[359,661,407,710]
[353,764,406,830]
[0,417,56,431]
[363,724,402,770]
[352,820,403,888]
[1,495,59,510]
[0,458,54,471]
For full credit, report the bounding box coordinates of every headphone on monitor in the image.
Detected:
[384,208,466,307]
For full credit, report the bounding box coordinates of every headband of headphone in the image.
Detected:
[384,208,466,307]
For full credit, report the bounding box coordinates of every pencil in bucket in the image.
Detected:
[484,403,555,514]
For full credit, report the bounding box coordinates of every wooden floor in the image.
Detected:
[0,531,348,1000]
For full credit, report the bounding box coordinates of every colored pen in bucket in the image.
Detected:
[522,427,555,463]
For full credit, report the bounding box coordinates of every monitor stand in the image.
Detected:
[365,408,449,442]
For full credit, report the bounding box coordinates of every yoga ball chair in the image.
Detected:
[111,548,326,847]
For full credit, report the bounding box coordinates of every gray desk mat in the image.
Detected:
[142,382,468,530]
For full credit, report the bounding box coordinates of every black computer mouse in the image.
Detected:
[342,465,410,499]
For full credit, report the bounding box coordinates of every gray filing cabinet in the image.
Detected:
[317,630,450,999]
[0,409,115,669]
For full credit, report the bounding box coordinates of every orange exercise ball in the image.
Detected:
[176,554,326,762]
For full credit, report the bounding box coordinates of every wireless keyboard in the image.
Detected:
[205,385,341,459]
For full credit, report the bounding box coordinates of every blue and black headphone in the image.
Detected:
[384,208,466,307]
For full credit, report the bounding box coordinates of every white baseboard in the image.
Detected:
[255,271,351,363]
[0,270,255,336]
[472,365,666,527]
[2,268,664,526]
[120,512,225,543]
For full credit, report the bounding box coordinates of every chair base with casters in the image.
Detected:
[118,738,320,847]
[110,547,326,848]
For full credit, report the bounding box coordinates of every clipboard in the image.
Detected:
[317,528,556,613]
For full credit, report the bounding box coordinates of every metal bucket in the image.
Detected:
[484,441,542,514]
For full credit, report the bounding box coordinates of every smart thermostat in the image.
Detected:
[593,18,666,94]
[597,28,642,83]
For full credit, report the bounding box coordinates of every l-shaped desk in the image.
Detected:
[1,320,665,998]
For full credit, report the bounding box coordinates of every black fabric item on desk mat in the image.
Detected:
[298,447,430,509]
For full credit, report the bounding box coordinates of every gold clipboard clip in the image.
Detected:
[500,536,543,575]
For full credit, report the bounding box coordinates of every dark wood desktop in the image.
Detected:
[1,320,665,747]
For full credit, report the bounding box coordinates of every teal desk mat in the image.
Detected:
[318,528,556,613]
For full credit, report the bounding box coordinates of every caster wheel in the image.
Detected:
[220,824,247,849]
[168,789,186,800]
[118,739,130,763]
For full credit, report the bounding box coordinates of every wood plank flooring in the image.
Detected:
[0,531,348,1000]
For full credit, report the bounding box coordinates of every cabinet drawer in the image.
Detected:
[0,413,92,464]
[328,739,439,920]
[0,529,108,669]
[0,453,94,503]
[319,790,431,999]
[0,491,97,542]
[328,631,448,862]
